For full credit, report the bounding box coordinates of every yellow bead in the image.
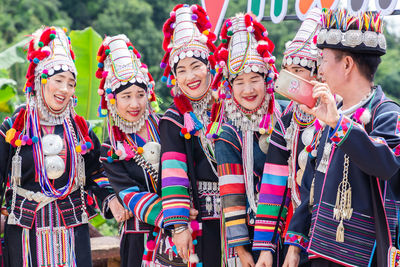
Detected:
[110,98,116,105]
[97,56,101,62]
[50,26,56,31]
[137,147,144,154]
[184,133,191,139]
[76,145,82,153]
[42,79,47,84]
[63,27,68,33]
[202,30,209,36]
[171,79,176,85]
[15,139,22,147]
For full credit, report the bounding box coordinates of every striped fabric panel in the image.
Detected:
[253,163,290,251]
[308,201,375,267]
[385,198,400,246]
[119,186,163,228]
[218,163,250,247]
[93,177,111,188]
[161,151,190,227]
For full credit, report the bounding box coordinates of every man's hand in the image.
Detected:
[235,245,255,267]
[109,197,133,223]
[255,250,273,267]
[282,245,301,267]
[300,81,340,128]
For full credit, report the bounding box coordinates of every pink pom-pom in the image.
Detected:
[219,61,226,67]
[146,240,156,251]
[190,220,200,232]
[170,11,176,17]
[115,149,123,157]
[107,94,114,99]
[314,119,322,131]
[219,93,226,99]
[263,57,270,63]
[313,35,318,44]
[268,58,275,64]
[190,5,198,11]
[98,89,104,96]
[43,69,48,74]
[102,71,108,78]
[263,30,268,37]
[266,87,274,94]
[205,22,212,29]
[136,53,141,59]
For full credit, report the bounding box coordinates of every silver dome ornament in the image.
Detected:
[42,134,63,155]
[45,155,65,179]
[259,134,270,154]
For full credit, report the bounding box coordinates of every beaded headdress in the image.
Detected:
[96,34,157,134]
[212,13,277,135]
[317,9,386,55]
[160,4,218,139]
[283,8,322,76]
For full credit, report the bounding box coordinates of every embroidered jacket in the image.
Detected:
[253,103,313,252]
[0,109,114,229]
[215,124,267,248]
[285,86,400,266]
[160,105,220,228]
[101,137,163,232]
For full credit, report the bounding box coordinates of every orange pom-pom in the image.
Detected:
[184,133,191,139]
[137,147,144,154]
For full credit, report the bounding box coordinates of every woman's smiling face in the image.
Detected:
[115,84,148,123]
[175,57,209,99]
[231,72,266,111]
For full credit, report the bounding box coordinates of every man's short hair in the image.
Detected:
[332,50,381,82]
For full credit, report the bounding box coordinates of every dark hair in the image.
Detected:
[174,56,208,74]
[332,50,381,82]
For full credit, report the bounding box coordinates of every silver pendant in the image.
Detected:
[301,126,315,147]
[11,154,22,186]
[297,150,308,170]
[45,155,65,179]
[7,212,17,225]
[42,134,63,155]
[259,134,270,154]
[81,211,88,224]
[317,142,332,174]
[206,195,212,213]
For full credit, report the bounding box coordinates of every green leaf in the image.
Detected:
[0,78,17,113]
[69,27,102,120]
[0,38,28,70]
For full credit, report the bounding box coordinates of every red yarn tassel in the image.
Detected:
[174,94,193,115]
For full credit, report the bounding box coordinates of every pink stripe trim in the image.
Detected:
[162,168,188,178]
[260,184,286,195]
[162,151,187,162]
[263,163,289,176]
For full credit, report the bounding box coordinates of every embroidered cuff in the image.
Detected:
[163,215,189,228]
[227,237,251,248]
[284,231,309,251]
[329,115,353,146]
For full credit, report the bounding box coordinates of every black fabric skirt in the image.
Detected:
[3,223,92,267]
[120,232,147,267]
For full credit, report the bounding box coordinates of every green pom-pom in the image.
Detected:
[227,30,233,36]
[41,73,48,79]
[101,109,108,115]
[49,34,56,40]
[105,49,111,55]
[221,39,227,44]
[128,46,133,50]
[209,52,214,55]
[111,153,119,159]
[38,42,44,47]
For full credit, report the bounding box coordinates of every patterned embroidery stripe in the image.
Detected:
[396,115,400,136]
[330,115,353,145]
[385,198,400,246]
[285,231,310,250]
[263,163,289,177]
[217,163,243,176]
[309,201,375,266]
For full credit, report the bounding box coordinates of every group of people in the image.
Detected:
[0,4,399,267]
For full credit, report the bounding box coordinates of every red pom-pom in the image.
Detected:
[146,240,156,251]
[95,69,104,79]
[306,145,313,153]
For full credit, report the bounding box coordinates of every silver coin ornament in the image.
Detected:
[42,134,65,179]
[42,134,63,155]
[45,155,65,179]
[259,134,270,154]
[298,150,308,170]
[301,126,315,147]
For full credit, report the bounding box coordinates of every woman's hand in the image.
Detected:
[109,197,133,223]
[235,245,255,267]
[282,245,301,267]
[255,250,273,267]
[172,226,193,261]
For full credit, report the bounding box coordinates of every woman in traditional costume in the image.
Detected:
[0,26,117,267]
[159,4,223,266]
[95,34,165,267]
[253,9,322,267]
[213,13,282,266]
